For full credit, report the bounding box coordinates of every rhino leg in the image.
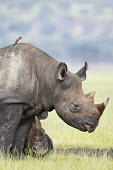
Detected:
[0,104,23,153]
[11,118,33,155]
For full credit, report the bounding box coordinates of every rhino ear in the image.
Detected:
[76,62,88,81]
[56,62,68,80]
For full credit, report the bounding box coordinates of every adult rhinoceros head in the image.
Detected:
[53,62,109,133]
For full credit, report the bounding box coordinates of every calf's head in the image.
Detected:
[53,62,109,133]
[27,117,53,157]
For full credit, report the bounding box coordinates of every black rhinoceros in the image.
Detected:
[0,43,109,154]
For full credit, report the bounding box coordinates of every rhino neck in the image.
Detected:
[34,52,58,112]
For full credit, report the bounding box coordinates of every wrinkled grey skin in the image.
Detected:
[0,43,107,154]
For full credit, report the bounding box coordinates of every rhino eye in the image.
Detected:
[70,103,81,112]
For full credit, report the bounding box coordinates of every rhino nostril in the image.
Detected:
[70,103,81,112]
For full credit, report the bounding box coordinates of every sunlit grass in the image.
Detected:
[0,152,113,170]
[0,75,113,170]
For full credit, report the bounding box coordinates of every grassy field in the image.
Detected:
[0,74,113,170]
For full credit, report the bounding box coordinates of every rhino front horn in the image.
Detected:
[95,98,110,115]
[85,91,96,103]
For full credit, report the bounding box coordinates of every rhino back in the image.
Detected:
[0,43,58,104]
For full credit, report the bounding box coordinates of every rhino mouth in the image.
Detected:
[55,110,97,133]
[78,121,96,133]
[66,119,96,133]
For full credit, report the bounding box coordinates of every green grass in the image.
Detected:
[0,74,113,170]
[0,153,113,170]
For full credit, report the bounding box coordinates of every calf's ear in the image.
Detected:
[35,116,45,138]
[76,62,88,81]
[56,62,68,80]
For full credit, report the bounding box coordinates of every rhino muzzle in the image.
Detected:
[78,122,94,133]
[77,93,110,133]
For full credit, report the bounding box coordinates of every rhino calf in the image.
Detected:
[24,116,53,157]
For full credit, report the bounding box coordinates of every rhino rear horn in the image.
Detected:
[76,62,88,81]
[35,116,45,138]
[85,91,96,103]
[56,62,67,80]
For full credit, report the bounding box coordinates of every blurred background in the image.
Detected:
[0,0,113,74]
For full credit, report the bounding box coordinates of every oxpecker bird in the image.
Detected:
[14,37,22,45]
